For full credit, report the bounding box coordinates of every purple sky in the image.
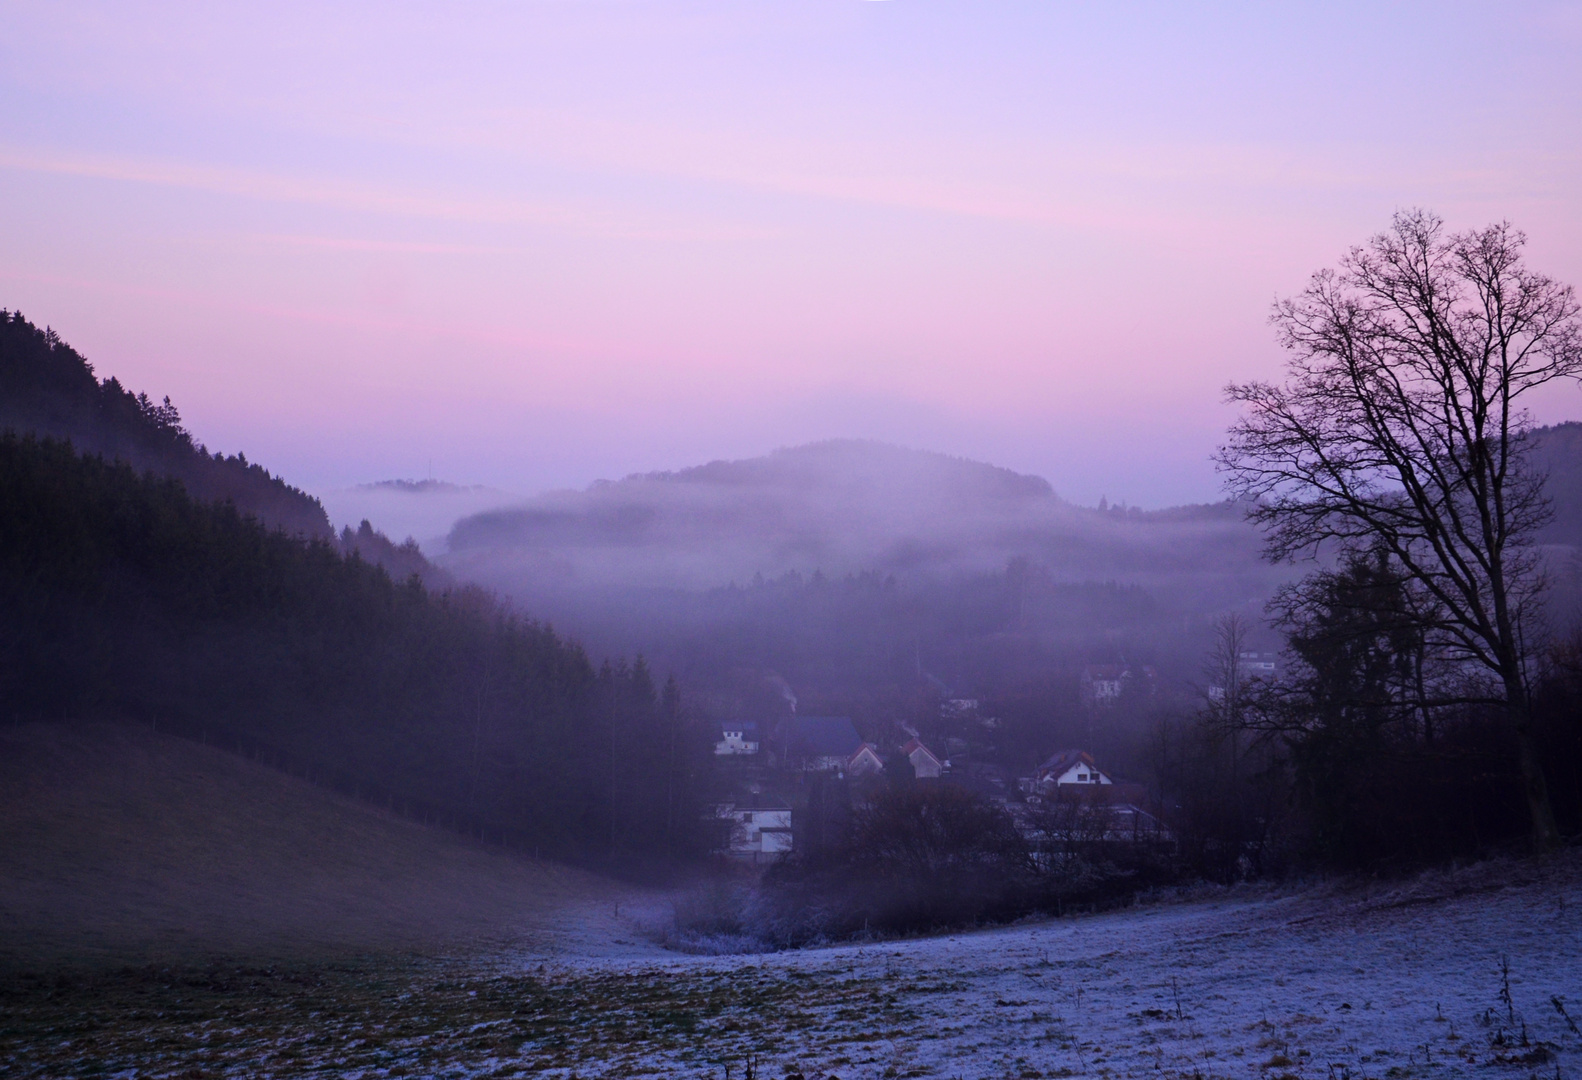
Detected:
[3,2,1580,508]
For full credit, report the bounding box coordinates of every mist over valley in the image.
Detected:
[6,6,1582,1074]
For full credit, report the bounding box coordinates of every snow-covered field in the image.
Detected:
[5,854,1579,1079]
[557,855,1582,1079]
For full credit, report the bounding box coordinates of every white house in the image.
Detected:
[1016,751,1173,855]
[901,738,944,779]
[1080,665,1125,706]
[714,721,761,756]
[712,800,792,864]
[846,742,886,778]
[1236,651,1279,681]
[1080,665,1156,708]
[1033,749,1113,789]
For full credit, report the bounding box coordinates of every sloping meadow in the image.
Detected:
[7,852,1579,1079]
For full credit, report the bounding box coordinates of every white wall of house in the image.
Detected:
[847,745,885,777]
[714,729,760,755]
[907,745,943,779]
[1051,762,1112,786]
[713,805,793,863]
[1090,679,1123,701]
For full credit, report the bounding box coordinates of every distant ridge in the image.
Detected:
[445,427,1582,602]
[357,479,502,495]
[443,438,1262,594]
[623,439,1057,501]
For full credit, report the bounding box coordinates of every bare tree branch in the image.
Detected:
[1216,209,1581,849]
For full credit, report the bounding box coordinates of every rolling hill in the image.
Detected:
[0,721,646,970]
[444,439,1275,599]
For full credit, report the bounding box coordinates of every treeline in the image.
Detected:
[537,563,1185,724]
[667,778,1178,950]
[0,433,712,869]
[1156,556,1582,875]
[0,310,330,537]
[338,518,452,587]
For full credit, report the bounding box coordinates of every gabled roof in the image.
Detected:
[901,738,942,764]
[1036,749,1096,779]
[847,743,885,774]
[786,715,863,758]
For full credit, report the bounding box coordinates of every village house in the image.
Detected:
[940,698,979,721]
[710,797,793,864]
[1236,651,1279,681]
[780,715,864,773]
[1031,749,1113,789]
[1209,652,1282,701]
[714,721,760,756]
[940,697,1002,732]
[1080,665,1125,706]
[846,742,886,777]
[1080,664,1156,708]
[1016,750,1173,851]
[901,738,944,779]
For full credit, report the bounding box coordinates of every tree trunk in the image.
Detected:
[1506,684,1561,851]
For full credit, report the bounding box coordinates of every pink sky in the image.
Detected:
[3,2,1580,509]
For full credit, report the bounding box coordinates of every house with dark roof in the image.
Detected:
[1017,750,1173,851]
[781,716,870,774]
[1034,749,1112,789]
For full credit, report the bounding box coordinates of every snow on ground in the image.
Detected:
[3,854,1579,1079]
[525,854,1582,1079]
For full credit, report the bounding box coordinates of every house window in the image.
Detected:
[742,812,753,823]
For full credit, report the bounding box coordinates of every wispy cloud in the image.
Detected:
[237,233,533,256]
[0,145,780,242]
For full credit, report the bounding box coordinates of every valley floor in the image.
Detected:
[3,851,1579,1079]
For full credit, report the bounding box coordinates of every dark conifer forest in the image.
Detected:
[0,312,332,537]
[0,313,710,870]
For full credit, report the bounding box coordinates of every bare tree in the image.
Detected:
[1201,612,1252,735]
[1217,209,1582,849]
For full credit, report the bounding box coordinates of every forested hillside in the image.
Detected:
[0,310,330,537]
[0,433,711,869]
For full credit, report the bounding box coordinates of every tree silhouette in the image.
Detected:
[1218,210,1582,848]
